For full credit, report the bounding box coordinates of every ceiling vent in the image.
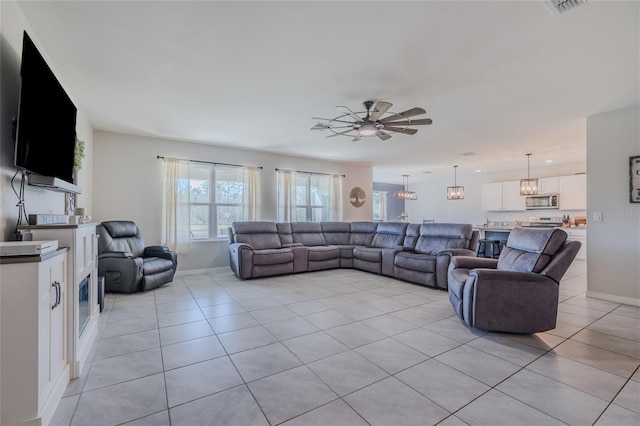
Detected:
[543,0,587,16]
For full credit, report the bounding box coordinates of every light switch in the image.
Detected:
[593,212,603,222]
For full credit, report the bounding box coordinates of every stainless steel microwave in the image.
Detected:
[525,193,559,210]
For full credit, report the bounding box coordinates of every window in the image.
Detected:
[372,190,387,221]
[189,164,245,239]
[277,170,343,222]
[295,174,331,221]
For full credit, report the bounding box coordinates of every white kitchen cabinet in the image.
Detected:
[563,228,587,260]
[1,249,70,426]
[20,223,99,379]
[539,176,559,194]
[483,181,525,211]
[559,174,587,210]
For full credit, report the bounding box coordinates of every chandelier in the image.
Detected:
[520,153,539,195]
[447,165,465,200]
[394,175,417,200]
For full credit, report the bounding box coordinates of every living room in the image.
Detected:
[1,1,639,425]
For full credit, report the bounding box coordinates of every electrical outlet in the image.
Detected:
[593,212,603,222]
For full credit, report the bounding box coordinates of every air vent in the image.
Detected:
[543,0,587,16]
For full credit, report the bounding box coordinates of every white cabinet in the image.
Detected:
[539,177,559,194]
[20,223,99,378]
[483,181,525,211]
[563,228,587,260]
[1,249,70,426]
[559,174,587,210]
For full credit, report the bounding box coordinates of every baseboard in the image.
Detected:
[585,290,640,307]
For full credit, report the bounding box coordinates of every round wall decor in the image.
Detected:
[350,187,366,207]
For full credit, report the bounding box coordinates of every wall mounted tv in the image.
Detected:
[14,31,79,192]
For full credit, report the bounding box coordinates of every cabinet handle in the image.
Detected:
[52,281,61,309]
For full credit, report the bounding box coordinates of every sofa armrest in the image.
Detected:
[466,269,559,333]
[450,256,498,270]
[99,251,134,259]
[144,246,178,268]
[282,243,304,248]
[229,242,254,279]
[435,249,480,290]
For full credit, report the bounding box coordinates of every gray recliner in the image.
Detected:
[447,227,581,334]
[97,221,178,293]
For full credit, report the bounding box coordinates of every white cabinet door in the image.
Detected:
[503,180,525,211]
[564,228,587,260]
[483,182,504,211]
[539,177,559,194]
[559,174,586,210]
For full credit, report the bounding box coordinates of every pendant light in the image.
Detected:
[520,153,539,195]
[394,175,417,200]
[447,165,465,200]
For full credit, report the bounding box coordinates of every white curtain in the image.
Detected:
[328,174,344,221]
[277,169,296,222]
[243,166,260,221]
[379,190,388,221]
[161,157,191,253]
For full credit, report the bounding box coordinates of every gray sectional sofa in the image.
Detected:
[228,221,479,290]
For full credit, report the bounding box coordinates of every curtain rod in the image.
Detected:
[275,168,345,177]
[157,155,262,169]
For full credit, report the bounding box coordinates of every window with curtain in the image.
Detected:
[163,158,260,244]
[277,170,343,222]
[372,190,388,221]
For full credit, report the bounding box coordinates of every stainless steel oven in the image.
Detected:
[525,193,559,210]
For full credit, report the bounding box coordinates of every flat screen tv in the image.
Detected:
[14,31,77,185]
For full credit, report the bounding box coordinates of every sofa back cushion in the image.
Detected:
[349,222,378,246]
[321,222,351,245]
[414,223,473,255]
[232,221,282,250]
[276,223,294,245]
[372,222,408,248]
[290,222,326,246]
[497,227,567,273]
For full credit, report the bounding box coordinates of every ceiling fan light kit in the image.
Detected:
[310,100,432,142]
[394,175,417,200]
[520,153,539,196]
[447,165,464,200]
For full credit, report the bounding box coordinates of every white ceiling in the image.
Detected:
[16,1,640,185]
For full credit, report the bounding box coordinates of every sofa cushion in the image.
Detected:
[349,222,377,246]
[321,222,351,245]
[233,222,282,250]
[394,251,437,273]
[372,222,408,248]
[353,246,383,262]
[252,248,294,266]
[497,227,568,273]
[308,245,340,261]
[276,223,294,245]
[414,223,473,255]
[291,222,326,246]
[403,224,420,250]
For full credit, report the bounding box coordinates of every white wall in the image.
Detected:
[92,130,373,271]
[586,105,640,305]
[0,0,94,241]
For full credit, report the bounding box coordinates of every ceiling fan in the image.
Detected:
[309,100,432,141]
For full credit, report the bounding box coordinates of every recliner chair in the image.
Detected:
[447,227,581,334]
[97,220,178,293]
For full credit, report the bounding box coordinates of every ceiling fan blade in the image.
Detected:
[369,101,392,121]
[326,129,355,138]
[379,107,427,123]
[336,106,364,123]
[375,130,392,141]
[383,126,418,135]
[312,117,356,125]
[383,118,433,126]
[309,122,330,130]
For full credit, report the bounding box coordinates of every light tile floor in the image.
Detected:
[52,260,640,425]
